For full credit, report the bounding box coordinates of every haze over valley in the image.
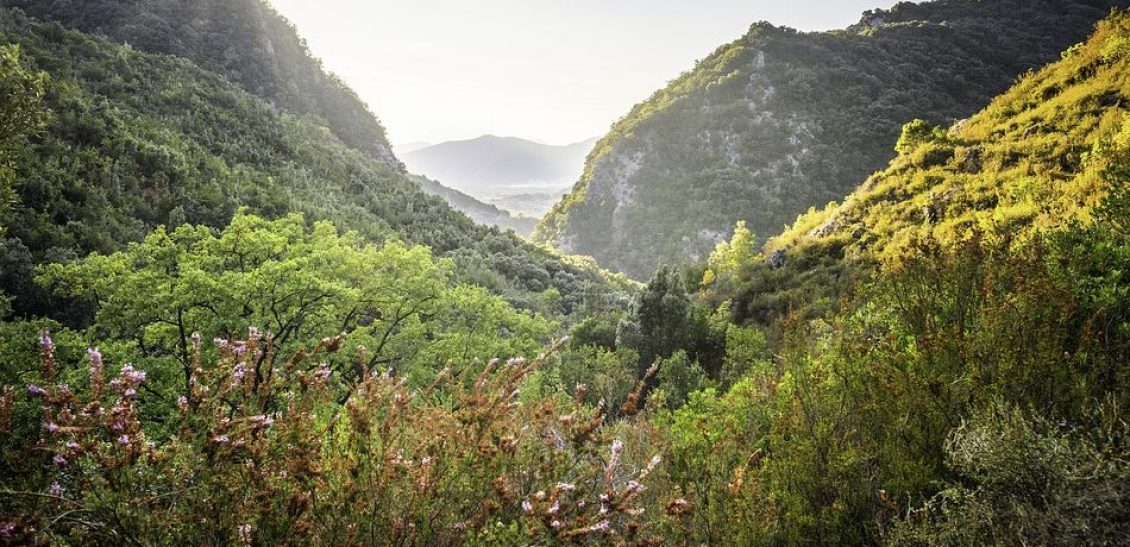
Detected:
[400,135,596,217]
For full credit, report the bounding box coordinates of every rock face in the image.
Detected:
[535,0,1125,280]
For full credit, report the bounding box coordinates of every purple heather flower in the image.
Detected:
[588,520,610,533]
[26,384,47,397]
[232,343,247,355]
[46,422,60,434]
[521,500,533,514]
[87,347,103,368]
[52,454,67,466]
[177,396,188,408]
[315,364,332,379]
[191,332,201,345]
[626,480,646,494]
[0,522,14,539]
[550,520,562,529]
[118,435,130,445]
[110,420,124,432]
[39,330,55,352]
[547,500,560,515]
[49,481,65,496]
[120,364,146,384]
[213,435,230,444]
[232,364,246,381]
[214,338,229,348]
[248,327,260,340]
[123,388,137,398]
[66,441,80,451]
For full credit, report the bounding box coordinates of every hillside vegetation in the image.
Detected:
[0,2,1127,546]
[0,8,625,322]
[537,0,1126,279]
[714,9,1130,327]
[0,0,399,164]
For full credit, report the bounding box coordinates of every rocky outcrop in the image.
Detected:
[535,0,1122,280]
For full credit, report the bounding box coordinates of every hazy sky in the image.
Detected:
[266,0,895,146]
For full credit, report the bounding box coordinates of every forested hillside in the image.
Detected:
[0,1,1126,545]
[0,0,399,165]
[536,0,1126,279]
[711,12,1130,327]
[0,8,625,321]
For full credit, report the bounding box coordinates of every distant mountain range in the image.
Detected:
[401,135,596,217]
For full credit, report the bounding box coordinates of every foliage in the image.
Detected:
[0,0,399,164]
[0,334,675,545]
[35,212,552,395]
[889,402,1130,546]
[1,2,1129,545]
[0,9,627,322]
[725,12,1130,328]
[893,118,951,155]
[0,42,47,316]
[536,0,1125,279]
[0,43,46,222]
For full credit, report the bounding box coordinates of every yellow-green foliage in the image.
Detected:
[769,13,1130,275]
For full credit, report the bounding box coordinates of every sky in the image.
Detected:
[266,0,895,147]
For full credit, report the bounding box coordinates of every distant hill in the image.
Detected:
[411,175,538,236]
[402,135,595,216]
[395,141,433,155]
[535,0,1128,279]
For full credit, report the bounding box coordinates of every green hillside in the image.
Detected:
[536,0,1125,279]
[0,9,624,320]
[0,0,399,165]
[715,10,1130,326]
[0,3,1126,545]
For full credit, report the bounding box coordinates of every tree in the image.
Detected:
[37,212,550,395]
[894,118,950,155]
[702,221,758,291]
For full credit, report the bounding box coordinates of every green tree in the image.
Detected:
[894,118,949,155]
[37,212,550,395]
[655,350,712,409]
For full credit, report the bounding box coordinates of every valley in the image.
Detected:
[0,1,1126,545]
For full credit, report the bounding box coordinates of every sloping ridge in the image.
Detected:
[725,11,1130,325]
[0,8,619,319]
[536,0,1127,280]
[0,0,399,165]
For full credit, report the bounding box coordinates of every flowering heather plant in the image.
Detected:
[0,331,669,544]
